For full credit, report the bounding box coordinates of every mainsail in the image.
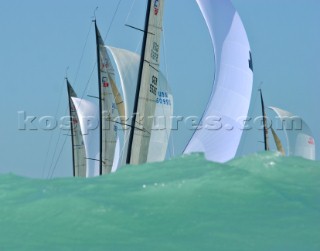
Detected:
[71,97,100,177]
[184,0,253,162]
[108,46,173,164]
[66,80,86,177]
[94,21,122,174]
[269,106,316,160]
[126,0,165,165]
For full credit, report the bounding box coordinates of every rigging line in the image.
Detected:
[81,62,97,100]
[49,135,68,179]
[45,23,93,178]
[104,0,123,41]
[46,87,70,178]
[124,0,137,26]
[79,21,97,100]
[93,6,98,20]
[42,77,67,178]
[47,104,71,178]
[46,131,62,179]
[73,23,93,87]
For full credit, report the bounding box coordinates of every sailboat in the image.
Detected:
[66,22,123,177]
[184,0,254,162]
[67,0,256,175]
[67,0,173,176]
[259,89,285,155]
[69,85,100,177]
[94,20,125,175]
[66,80,86,177]
[269,106,316,160]
[259,90,315,160]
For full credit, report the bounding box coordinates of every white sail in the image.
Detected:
[71,97,100,177]
[184,0,253,162]
[111,137,120,173]
[95,22,119,174]
[269,106,316,160]
[126,0,165,165]
[147,85,173,162]
[67,81,86,177]
[108,46,173,163]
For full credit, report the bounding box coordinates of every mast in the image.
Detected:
[94,20,103,175]
[126,0,153,164]
[259,89,269,151]
[66,78,76,176]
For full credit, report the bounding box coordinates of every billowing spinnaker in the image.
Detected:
[184,0,253,162]
[108,46,173,163]
[67,81,86,177]
[71,97,100,177]
[269,106,315,160]
[95,23,120,174]
[126,0,165,165]
[107,47,139,122]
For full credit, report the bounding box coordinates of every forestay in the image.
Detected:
[184,0,253,162]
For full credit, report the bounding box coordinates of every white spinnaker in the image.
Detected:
[108,46,173,163]
[269,106,316,160]
[184,0,253,162]
[71,97,100,177]
[67,82,86,177]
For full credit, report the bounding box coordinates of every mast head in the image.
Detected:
[92,6,98,22]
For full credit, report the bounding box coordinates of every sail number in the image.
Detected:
[151,42,159,62]
[150,76,158,95]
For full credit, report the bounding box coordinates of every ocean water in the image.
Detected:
[0,152,319,251]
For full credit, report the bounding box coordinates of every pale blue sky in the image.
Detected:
[0,0,319,178]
